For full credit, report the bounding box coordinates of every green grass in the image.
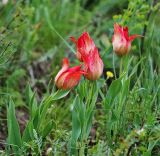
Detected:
[0,0,160,155]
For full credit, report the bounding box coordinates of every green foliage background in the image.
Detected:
[0,0,160,155]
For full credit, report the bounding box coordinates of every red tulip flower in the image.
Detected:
[112,23,141,56]
[70,32,95,62]
[55,58,85,89]
[71,32,104,80]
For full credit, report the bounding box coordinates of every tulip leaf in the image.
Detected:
[105,78,122,106]
[71,96,82,141]
[70,96,82,155]
[25,84,38,118]
[38,89,69,132]
[7,99,22,154]
[33,108,40,130]
[51,89,70,101]
[40,89,69,116]
[22,121,34,142]
[41,121,56,138]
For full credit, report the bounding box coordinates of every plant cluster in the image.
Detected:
[0,0,160,156]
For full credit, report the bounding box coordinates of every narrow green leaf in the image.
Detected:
[38,90,69,131]
[22,121,34,142]
[44,7,75,54]
[7,99,22,153]
[71,96,81,141]
[40,89,69,115]
[70,96,82,155]
[105,78,122,106]
[52,89,70,101]
[25,84,37,117]
[41,121,55,138]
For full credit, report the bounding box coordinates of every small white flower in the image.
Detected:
[46,147,52,155]
[136,128,144,135]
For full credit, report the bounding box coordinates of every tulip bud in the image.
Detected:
[71,32,104,80]
[55,58,84,89]
[112,23,141,56]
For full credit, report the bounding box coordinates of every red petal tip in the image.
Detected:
[129,34,143,42]
[62,58,69,66]
[70,36,77,44]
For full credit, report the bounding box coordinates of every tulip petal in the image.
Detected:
[129,34,143,42]
[123,26,129,41]
[114,23,121,35]
[72,31,103,80]
[63,65,84,89]
[112,23,142,56]
[77,32,95,56]
[70,36,77,44]
[63,71,83,89]
[55,58,69,83]
[55,59,85,89]
[82,48,103,80]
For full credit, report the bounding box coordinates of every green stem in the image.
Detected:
[80,81,97,155]
[119,56,123,77]
[112,53,117,79]
[79,143,85,156]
